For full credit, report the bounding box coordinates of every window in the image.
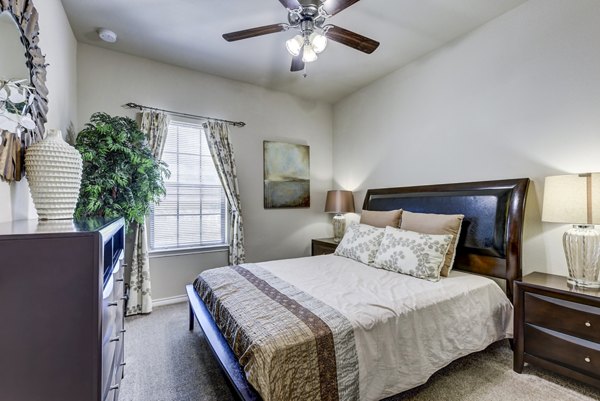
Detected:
[149,120,227,252]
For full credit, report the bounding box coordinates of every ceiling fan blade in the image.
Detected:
[278,0,301,9]
[223,24,286,42]
[291,53,305,72]
[322,0,360,16]
[325,25,379,54]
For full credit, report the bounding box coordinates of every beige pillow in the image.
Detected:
[400,211,464,277]
[360,209,402,228]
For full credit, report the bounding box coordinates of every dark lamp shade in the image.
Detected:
[324,190,355,214]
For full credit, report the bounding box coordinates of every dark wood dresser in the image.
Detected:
[311,238,338,256]
[0,217,126,401]
[514,272,600,389]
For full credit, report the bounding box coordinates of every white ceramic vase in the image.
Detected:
[25,129,83,220]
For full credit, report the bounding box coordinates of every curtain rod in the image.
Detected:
[123,102,246,128]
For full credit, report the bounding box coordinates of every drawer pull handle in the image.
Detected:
[109,384,119,391]
[120,329,127,333]
[110,336,120,342]
[585,357,591,363]
[120,362,127,367]
[585,321,591,328]
[116,278,124,282]
[108,302,118,307]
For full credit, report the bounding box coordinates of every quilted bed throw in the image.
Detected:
[194,264,360,401]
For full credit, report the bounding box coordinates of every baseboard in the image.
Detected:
[153,294,188,307]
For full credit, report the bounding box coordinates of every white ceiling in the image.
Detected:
[60,0,528,103]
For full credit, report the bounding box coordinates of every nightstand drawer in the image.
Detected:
[525,292,600,343]
[525,324,600,378]
[311,239,338,256]
[313,243,336,255]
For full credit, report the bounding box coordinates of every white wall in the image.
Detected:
[0,0,78,223]
[77,43,333,300]
[333,0,600,277]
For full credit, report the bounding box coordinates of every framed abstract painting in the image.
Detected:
[263,141,310,208]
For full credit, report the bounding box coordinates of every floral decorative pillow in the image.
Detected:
[400,211,464,277]
[334,223,385,265]
[373,226,453,282]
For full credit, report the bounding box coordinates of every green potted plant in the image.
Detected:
[74,112,169,226]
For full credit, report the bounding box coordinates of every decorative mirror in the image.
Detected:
[0,0,48,182]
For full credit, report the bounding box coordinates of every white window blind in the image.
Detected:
[149,120,227,251]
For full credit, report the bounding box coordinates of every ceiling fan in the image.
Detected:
[222,0,380,72]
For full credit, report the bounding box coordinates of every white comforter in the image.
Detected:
[259,254,513,401]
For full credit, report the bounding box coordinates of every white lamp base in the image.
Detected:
[332,214,346,243]
[564,225,600,288]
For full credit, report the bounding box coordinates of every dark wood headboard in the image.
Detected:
[363,178,530,301]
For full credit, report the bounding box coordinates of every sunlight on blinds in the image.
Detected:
[149,120,227,251]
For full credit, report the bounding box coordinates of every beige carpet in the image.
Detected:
[120,303,600,401]
[386,342,599,401]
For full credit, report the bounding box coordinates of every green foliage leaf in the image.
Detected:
[75,112,170,228]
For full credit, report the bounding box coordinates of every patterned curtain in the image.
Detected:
[203,121,246,265]
[126,110,169,315]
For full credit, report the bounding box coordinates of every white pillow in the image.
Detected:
[334,223,385,265]
[373,226,453,282]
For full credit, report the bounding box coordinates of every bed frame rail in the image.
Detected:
[186,284,261,401]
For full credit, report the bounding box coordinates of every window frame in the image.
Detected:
[148,118,229,255]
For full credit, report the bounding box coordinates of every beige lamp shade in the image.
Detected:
[324,190,355,214]
[542,173,600,224]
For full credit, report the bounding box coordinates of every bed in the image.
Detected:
[186,178,530,401]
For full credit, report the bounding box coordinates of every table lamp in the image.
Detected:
[325,190,355,243]
[542,173,600,288]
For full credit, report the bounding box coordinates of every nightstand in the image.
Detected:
[311,238,338,256]
[514,272,600,389]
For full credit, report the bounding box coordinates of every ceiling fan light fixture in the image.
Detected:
[309,32,327,54]
[222,0,380,73]
[286,35,304,56]
[302,44,318,63]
